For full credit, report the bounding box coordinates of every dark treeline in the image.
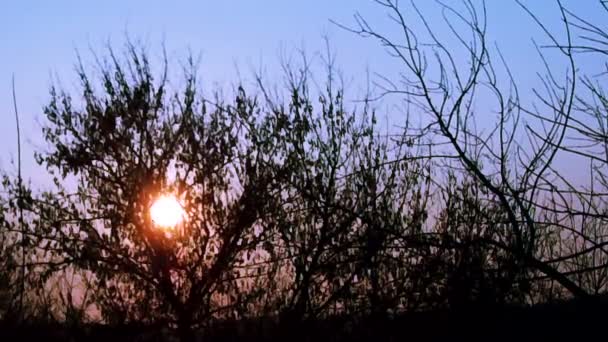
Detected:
[2,1,608,341]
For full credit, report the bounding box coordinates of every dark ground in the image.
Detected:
[1,296,606,341]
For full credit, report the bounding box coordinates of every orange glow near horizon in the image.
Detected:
[150,195,184,228]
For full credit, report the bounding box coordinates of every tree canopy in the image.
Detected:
[3,1,608,341]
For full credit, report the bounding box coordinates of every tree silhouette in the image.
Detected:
[2,45,286,340]
[2,1,608,340]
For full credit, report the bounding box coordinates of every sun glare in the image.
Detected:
[150,195,184,228]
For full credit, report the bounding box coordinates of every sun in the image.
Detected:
[150,194,184,228]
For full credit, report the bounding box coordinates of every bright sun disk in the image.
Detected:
[150,195,184,228]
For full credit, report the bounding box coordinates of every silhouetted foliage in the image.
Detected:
[3,0,608,341]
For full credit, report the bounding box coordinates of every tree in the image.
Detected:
[2,44,282,340]
[5,1,608,339]
[337,0,604,299]
[253,54,431,320]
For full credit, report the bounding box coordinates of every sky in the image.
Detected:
[0,0,605,183]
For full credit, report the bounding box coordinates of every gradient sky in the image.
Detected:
[0,1,604,183]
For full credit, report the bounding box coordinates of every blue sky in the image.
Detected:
[0,1,604,182]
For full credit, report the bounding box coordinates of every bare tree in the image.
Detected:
[335,0,599,299]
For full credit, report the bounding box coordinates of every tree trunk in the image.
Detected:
[177,316,195,342]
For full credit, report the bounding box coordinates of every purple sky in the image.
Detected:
[1,1,604,183]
